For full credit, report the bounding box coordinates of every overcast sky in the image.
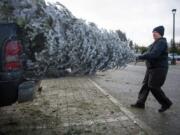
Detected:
[46,0,180,46]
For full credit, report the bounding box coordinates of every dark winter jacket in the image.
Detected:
[138,38,168,69]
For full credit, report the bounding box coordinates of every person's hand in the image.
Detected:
[135,56,140,65]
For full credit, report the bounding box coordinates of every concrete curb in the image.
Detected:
[89,79,158,135]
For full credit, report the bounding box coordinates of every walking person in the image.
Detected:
[131,26,172,112]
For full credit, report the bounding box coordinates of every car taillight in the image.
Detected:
[4,40,23,71]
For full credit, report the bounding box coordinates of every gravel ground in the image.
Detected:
[0,77,147,135]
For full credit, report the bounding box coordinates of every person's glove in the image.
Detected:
[135,56,140,65]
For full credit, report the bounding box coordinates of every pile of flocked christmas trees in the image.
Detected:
[0,0,135,78]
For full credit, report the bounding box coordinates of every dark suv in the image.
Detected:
[0,23,39,107]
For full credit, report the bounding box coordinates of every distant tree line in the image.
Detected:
[116,30,127,42]
[116,29,180,55]
[134,41,180,55]
[169,41,180,55]
[116,30,134,49]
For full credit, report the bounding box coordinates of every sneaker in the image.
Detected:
[158,102,173,113]
[131,103,145,109]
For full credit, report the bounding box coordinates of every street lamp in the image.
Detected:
[171,9,177,65]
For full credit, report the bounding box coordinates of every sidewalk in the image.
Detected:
[0,77,150,135]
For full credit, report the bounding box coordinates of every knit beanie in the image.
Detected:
[152,26,164,36]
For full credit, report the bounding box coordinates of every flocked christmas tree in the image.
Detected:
[0,0,135,78]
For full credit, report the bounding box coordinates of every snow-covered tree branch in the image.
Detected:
[0,0,135,77]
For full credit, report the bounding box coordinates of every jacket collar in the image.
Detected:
[153,37,166,44]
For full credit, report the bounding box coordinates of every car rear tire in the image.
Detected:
[0,81,18,107]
